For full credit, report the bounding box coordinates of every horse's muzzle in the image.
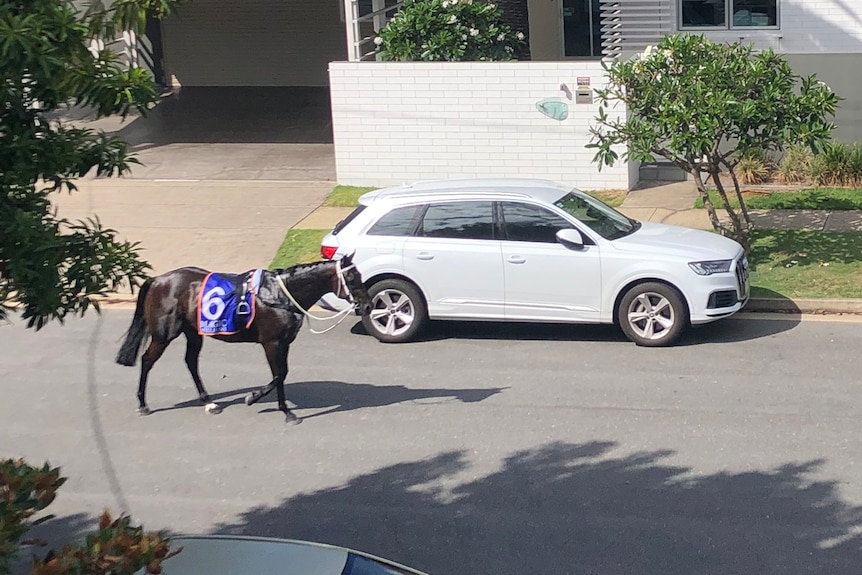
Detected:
[354,302,372,316]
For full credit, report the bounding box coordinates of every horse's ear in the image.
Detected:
[342,251,356,264]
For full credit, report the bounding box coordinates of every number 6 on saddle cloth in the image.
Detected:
[197,269,263,336]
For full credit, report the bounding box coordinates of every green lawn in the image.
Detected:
[749,229,862,298]
[694,188,862,210]
[322,185,376,207]
[270,229,329,269]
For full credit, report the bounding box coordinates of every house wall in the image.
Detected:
[672,0,862,54]
[328,61,632,190]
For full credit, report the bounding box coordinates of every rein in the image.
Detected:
[275,261,356,334]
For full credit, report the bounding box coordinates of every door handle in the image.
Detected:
[507,256,526,264]
[416,252,435,261]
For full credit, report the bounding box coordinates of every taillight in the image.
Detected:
[320,245,337,259]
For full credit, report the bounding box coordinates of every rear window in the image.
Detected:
[333,205,367,235]
[367,205,422,236]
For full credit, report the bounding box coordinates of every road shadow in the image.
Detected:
[151,381,503,420]
[350,315,800,346]
[211,441,862,575]
[253,381,505,420]
[10,512,94,575]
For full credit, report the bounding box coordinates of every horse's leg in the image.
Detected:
[261,339,299,425]
[183,330,222,415]
[244,380,275,406]
[137,338,168,416]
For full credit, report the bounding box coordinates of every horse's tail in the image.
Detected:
[115,278,153,367]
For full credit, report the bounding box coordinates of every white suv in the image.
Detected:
[320,178,749,347]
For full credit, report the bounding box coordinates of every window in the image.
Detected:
[680,0,777,29]
[367,205,421,236]
[333,205,367,235]
[501,202,573,243]
[555,191,638,241]
[563,0,603,57]
[418,201,495,240]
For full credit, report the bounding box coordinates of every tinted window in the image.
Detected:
[502,202,573,243]
[555,191,637,240]
[419,201,494,240]
[367,205,421,236]
[333,205,367,235]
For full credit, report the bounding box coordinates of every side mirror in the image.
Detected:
[556,228,585,250]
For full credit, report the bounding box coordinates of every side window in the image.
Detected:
[502,202,573,243]
[366,205,421,236]
[419,201,494,240]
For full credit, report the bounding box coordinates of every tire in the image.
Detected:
[361,279,428,343]
[617,282,688,347]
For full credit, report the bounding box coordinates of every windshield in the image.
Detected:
[554,190,639,240]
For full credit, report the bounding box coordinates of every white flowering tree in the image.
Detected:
[588,34,840,252]
[375,0,525,61]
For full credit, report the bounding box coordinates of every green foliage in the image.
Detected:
[375,0,526,62]
[1,459,179,575]
[30,511,180,575]
[810,141,862,186]
[694,188,862,210]
[777,144,814,183]
[0,0,182,330]
[735,153,770,185]
[589,34,840,251]
[0,460,65,574]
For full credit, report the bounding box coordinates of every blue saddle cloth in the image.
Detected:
[197,270,262,336]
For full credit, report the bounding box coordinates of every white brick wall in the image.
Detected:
[672,0,862,54]
[329,62,632,190]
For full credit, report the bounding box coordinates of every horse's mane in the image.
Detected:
[272,260,333,279]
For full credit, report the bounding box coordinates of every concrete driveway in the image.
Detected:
[52,88,337,277]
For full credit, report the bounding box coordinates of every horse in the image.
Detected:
[115,254,372,424]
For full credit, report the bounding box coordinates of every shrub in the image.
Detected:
[375,0,526,62]
[811,141,862,186]
[776,144,813,184]
[735,153,771,185]
[1,459,179,575]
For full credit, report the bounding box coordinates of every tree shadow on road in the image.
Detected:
[212,441,862,575]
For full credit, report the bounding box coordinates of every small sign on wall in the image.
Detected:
[575,76,593,104]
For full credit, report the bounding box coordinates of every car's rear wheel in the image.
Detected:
[362,279,427,343]
[617,282,688,347]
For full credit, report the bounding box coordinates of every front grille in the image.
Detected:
[735,256,750,295]
[708,290,739,309]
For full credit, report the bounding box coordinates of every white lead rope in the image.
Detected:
[275,272,354,335]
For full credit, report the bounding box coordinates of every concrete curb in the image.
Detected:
[745,297,862,315]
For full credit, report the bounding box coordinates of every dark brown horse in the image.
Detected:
[115,254,372,424]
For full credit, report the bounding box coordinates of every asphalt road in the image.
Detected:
[3,311,862,574]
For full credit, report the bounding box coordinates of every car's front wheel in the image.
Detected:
[617,282,688,347]
[362,279,428,343]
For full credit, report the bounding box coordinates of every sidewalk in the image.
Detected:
[292,180,862,315]
[619,181,862,232]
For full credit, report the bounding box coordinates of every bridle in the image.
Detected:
[275,260,358,334]
[333,260,357,303]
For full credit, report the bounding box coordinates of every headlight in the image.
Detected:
[688,259,733,276]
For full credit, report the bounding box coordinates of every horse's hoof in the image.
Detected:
[138,406,152,416]
[245,393,257,406]
[285,413,302,426]
[204,402,222,415]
